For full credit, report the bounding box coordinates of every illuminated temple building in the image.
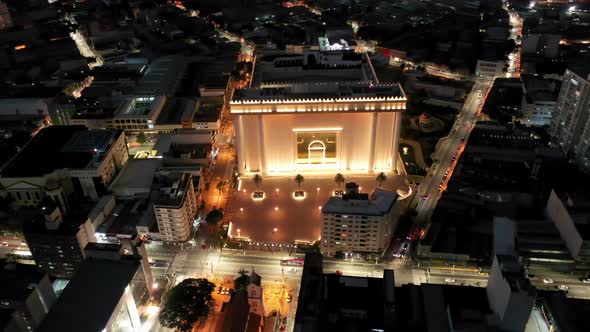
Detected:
[230,50,406,174]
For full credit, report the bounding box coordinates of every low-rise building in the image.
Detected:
[321,184,399,256]
[112,95,166,131]
[476,59,505,78]
[0,126,128,209]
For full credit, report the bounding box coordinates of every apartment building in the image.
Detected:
[321,185,399,256]
[153,172,198,242]
[550,69,590,171]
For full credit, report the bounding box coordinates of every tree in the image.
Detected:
[206,208,224,224]
[158,278,215,332]
[234,268,250,290]
[136,132,147,144]
[294,174,304,190]
[334,173,345,188]
[376,172,387,187]
[253,174,263,190]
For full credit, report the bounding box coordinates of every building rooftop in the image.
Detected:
[155,97,196,126]
[0,262,46,303]
[109,158,163,196]
[115,95,166,118]
[38,258,140,332]
[152,172,192,208]
[232,82,404,104]
[322,188,398,216]
[95,198,153,237]
[0,126,123,178]
[251,50,376,86]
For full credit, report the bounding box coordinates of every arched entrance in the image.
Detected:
[307,140,326,164]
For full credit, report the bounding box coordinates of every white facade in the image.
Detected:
[320,189,398,255]
[234,110,402,174]
[549,70,590,171]
[154,174,197,242]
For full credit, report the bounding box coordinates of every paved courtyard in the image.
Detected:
[225,173,409,244]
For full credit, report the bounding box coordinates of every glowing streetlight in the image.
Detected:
[358,186,362,191]
[274,206,279,211]
[152,282,159,290]
[273,228,278,232]
[318,206,322,210]
[240,207,244,212]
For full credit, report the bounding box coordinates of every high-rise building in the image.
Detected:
[23,203,97,279]
[37,243,152,332]
[321,184,399,256]
[550,69,590,171]
[153,172,198,242]
[231,50,405,174]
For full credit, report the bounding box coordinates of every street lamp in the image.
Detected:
[359,186,362,191]
[240,207,244,212]
[316,187,320,196]
[274,206,279,211]
[237,229,241,237]
[276,188,279,198]
[273,228,278,233]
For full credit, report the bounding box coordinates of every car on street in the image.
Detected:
[558,285,569,291]
[580,277,590,283]
[252,191,265,199]
[335,270,343,275]
[526,274,536,280]
[543,278,554,284]
[286,294,292,303]
[422,194,429,200]
[1,242,8,247]
[445,278,456,283]
[294,190,305,198]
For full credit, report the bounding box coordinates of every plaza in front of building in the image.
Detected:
[225,172,410,245]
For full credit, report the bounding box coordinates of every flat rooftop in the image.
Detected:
[232,82,404,103]
[152,172,192,207]
[155,97,197,125]
[251,50,375,86]
[115,96,166,118]
[1,126,122,178]
[96,198,153,236]
[322,188,398,216]
[38,258,140,332]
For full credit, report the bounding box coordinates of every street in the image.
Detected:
[412,78,493,224]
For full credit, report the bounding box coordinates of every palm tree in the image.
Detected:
[334,173,345,188]
[376,172,387,188]
[294,174,304,190]
[253,174,263,190]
